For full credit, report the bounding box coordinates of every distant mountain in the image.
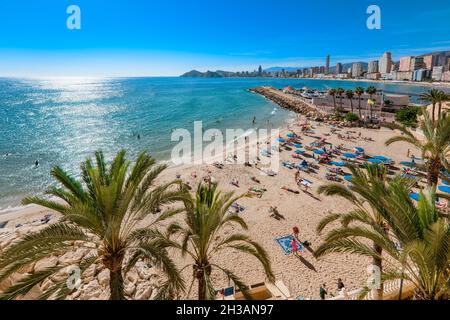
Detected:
[180,70,223,78]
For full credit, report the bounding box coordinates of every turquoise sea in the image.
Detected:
[0,77,447,210]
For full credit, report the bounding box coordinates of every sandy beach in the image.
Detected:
[0,113,426,300]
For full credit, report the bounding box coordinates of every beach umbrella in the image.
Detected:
[277,138,286,143]
[287,134,296,138]
[438,185,450,194]
[373,155,391,162]
[409,192,420,201]
[410,192,440,202]
[294,143,303,149]
[343,153,357,158]
[344,175,353,182]
[355,147,365,153]
[331,161,346,167]
[400,161,415,168]
[402,174,418,181]
[442,179,449,186]
[313,149,325,155]
[295,150,305,154]
[441,169,450,177]
[368,158,382,164]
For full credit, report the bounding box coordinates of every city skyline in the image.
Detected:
[0,0,450,77]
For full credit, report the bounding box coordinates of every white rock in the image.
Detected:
[97,269,110,287]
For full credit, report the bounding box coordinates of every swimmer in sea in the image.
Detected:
[34,160,39,167]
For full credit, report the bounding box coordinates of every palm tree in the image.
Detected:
[437,91,449,121]
[158,183,274,300]
[366,86,377,119]
[384,110,450,186]
[337,88,345,111]
[0,150,185,300]
[379,188,450,300]
[346,89,355,114]
[420,89,441,123]
[315,164,450,300]
[355,87,365,119]
[315,164,409,299]
[328,89,337,112]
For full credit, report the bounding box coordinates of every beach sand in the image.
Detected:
[0,116,423,300]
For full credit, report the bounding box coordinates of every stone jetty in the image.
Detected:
[249,86,326,120]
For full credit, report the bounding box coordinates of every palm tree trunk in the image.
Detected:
[372,244,383,300]
[358,98,362,119]
[369,95,373,119]
[197,275,206,300]
[438,102,442,120]
[109,269,125,300]
[350,100,353,113]
[432,103,436,123]
[427,158,441,187]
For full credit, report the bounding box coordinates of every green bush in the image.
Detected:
[395,106,420,127]
[345,112,359,122]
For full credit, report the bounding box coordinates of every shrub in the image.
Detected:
[345,112,359,122]
[395,106,420,127]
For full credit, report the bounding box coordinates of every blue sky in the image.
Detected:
[0,0,449,76]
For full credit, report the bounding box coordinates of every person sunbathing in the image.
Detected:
[231,178,240,188]
[251,176,261,184]
[282,186,300,194]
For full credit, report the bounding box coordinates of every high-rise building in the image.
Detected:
[258,65,263,75]
[423,55,438,70]
[368,60,379,73]
[399,56,413,72]
[352,63,363,78]
[410,57,425,71]
[335,63,343,74]
[432,66,444,81]
[379,52,393,74]
[326,54,330,74]
[413,69,429,82]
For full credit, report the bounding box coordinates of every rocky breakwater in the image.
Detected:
[249,86,326,120]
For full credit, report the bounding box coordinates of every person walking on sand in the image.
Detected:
[320,284,328,300]
[293,226,300,240]
[291,238,299,256]
[407,149,410,158]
